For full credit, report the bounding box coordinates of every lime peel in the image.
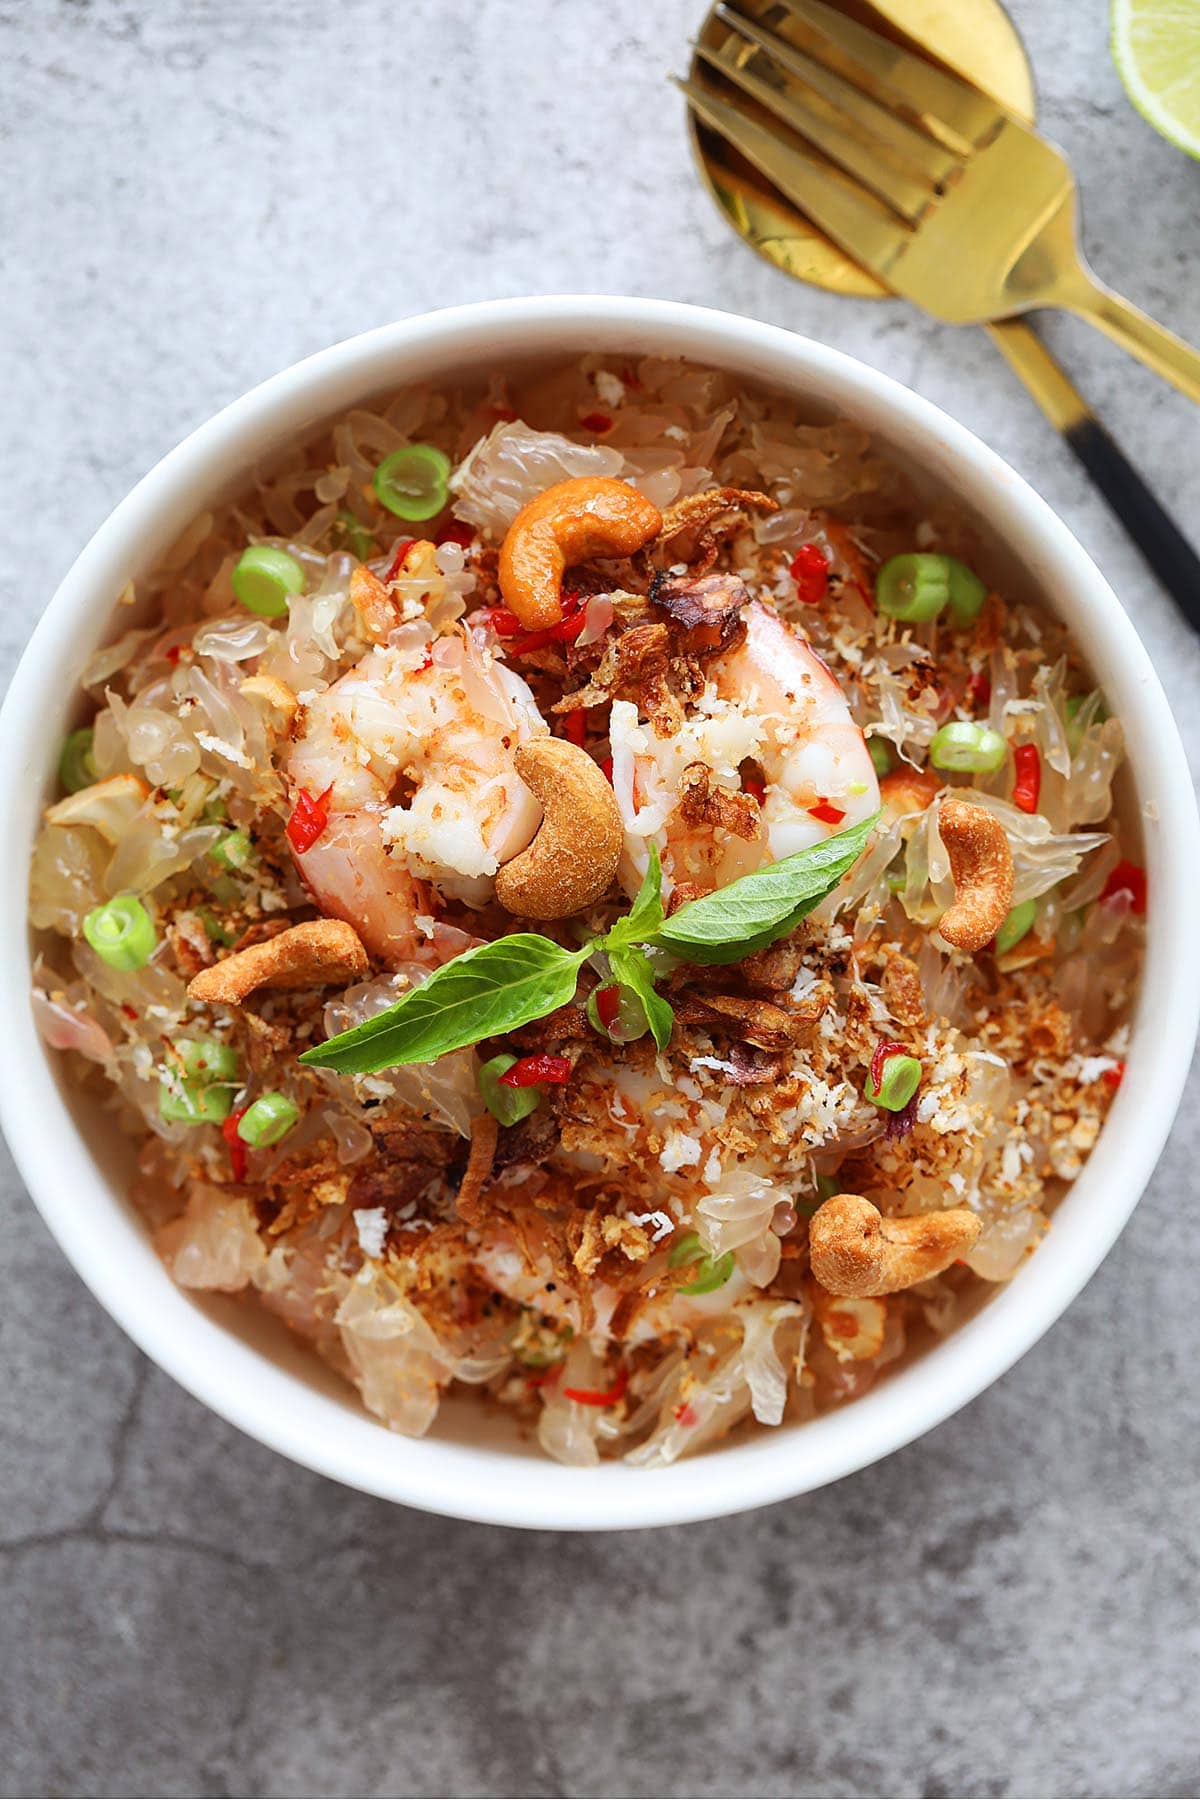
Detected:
[1111,0,1200,161]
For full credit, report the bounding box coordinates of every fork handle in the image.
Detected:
[1060,272,1200,405]
[987,321,1200,633]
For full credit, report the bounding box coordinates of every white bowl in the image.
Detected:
[2,297,1196,1531]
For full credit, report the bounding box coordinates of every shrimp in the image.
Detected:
[609,598,879,895]
[287,629,548,965]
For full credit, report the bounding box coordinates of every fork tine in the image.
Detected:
[763,0,1004,148]
[674,74,911,281]
[694,42,929,222]
[713,2,961,193]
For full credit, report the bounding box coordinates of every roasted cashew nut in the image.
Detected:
[936,796,1015,953]
[809,1193,981,1297]
[498,477,662,631]
[187,919,369,1006]
[494,737,623,920]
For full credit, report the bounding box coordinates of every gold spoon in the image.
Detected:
[686,0,1200,620]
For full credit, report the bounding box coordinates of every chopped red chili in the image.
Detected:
[601,756,614,785]
[808,799,847,825]
[286,784,333,854]
[673,1401,698,1427]
[596,985,621,1031]
[743,775,766,805]
[119,1003,139,1022]
[436,520,474,548]
[580,411,612,434]
[1100,859,1147,915]
[480,606,522,637]
[165,644,182,666]
[525,1364,564,1389]
[1011,742,1041,813]
[222,1108,249,1183]
[1101,1060,1126,1091]
[789,542,830,604]
[966,670,991,709]
[498,1053,573,1088]
[563,710,587,747]
[384,538,417,583]
[870,1039,910,1091]
[509,608,588,655]
[562,1368,629,1407]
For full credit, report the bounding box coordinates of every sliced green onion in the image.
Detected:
[373,444,452,521]
[667,1231,736,1295]
[929,721,1007,774]
[335,509,377,560]
[868,738,892,777]
[994,898,1038,957]
[237,1091,300,1147]
[197,908,234,947]
[865,1052,922,1112]
[159,1075,234,1126]
[478,1053,541,1127]
[586,982,649,1044]
[209,828,255,872]
[59,727,98,794]
[1064,691,1109,755]
[876,553,951,622]
[231,546,306,618]
[945,557,987,623]
[815,1172,840,1201]
[172,1037,240,1082]
[82,895,156,971]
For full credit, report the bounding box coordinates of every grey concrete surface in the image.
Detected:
[2,2,1199,1796]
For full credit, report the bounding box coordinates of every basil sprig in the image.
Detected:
[300,935,589,1075]
[300,814,877,1074]
[642,811,877,965]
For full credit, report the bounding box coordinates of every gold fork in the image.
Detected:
[678,0,1200,402]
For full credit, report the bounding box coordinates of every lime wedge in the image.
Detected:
[1111,0,1200,160]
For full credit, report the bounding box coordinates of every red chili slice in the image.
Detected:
[1011,742,1041,814]
[498,1053,573,1089]
[789,543,830,604]
[966,670,992,709]
[222,1108,248,1183]
[563,710,587,747]
[1100,860,1147,916]
[562,1369,629,1407]
[580,411,613,434]
[1101,1060,1126,1091]
[480,606,522,637]
[870,1040,910,1091]
[509,608,588,655]
[601,756,615,785]
[596,985,621,1031]
[743,775,766,805]
[436,520,474,548]
[286,784,333,854]
[808,800,847,826]
[525,1364,564,1389]
[384,538,417,583]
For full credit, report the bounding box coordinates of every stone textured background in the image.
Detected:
[2,2,1199,1795]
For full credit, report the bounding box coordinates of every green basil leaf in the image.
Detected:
[605,843,664,949]
[667,900,819,966]
[645,812,878,961]
[608,944,674,1051]
[299,934,588,1073]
